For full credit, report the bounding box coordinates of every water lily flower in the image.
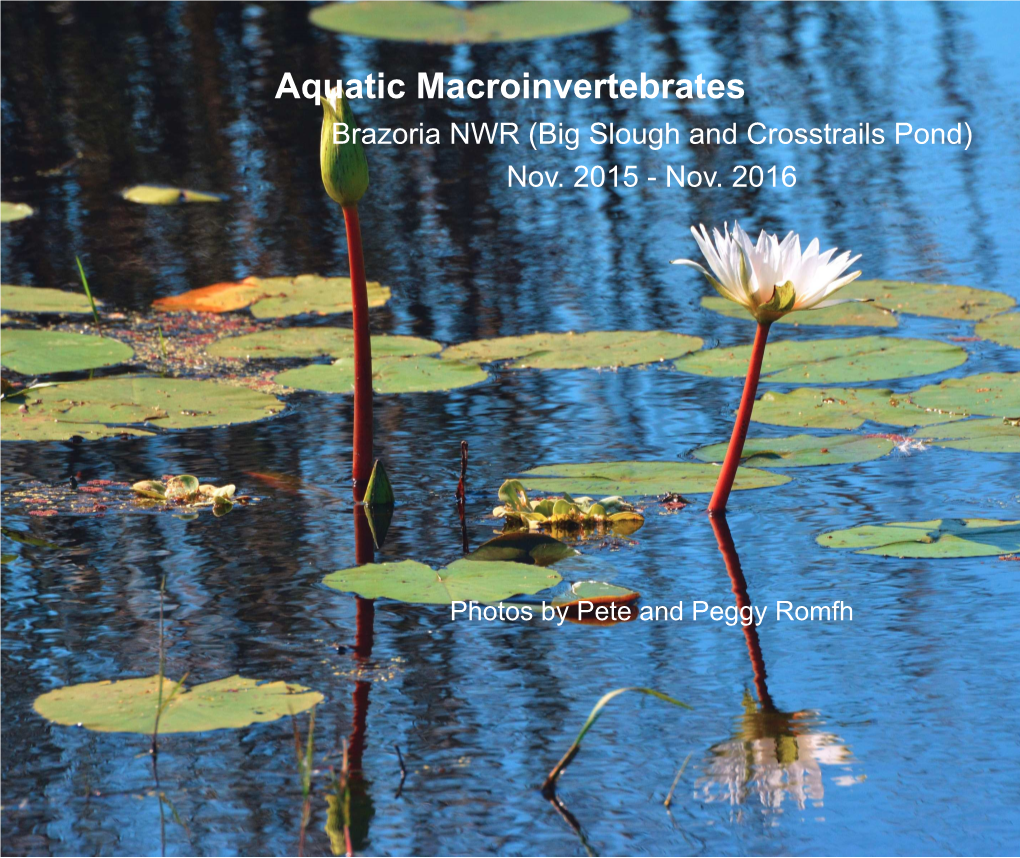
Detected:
[672,223,862,514]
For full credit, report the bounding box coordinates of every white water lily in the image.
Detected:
[672,222,862,323]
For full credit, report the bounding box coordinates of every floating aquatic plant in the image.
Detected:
[693,434,895,468]
[0,329,134,375]
[672,223,862,513]
[493,479,645,535]
[122,185,222,205]
[131,475,243,516]
[0,201,34,222]
[1,284,103,315]
[817,518,1020,558]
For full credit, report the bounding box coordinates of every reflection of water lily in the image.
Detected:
[697,693,855,811]
[672,223,862,513]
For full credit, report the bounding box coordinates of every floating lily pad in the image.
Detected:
[468,532,578,566]
[701,295,897,328]
[442,330,703,369]
[1,284,102,315]
[309,1,630,43]
[33,674,322,733]
[1,376,283,442]
[1,202,34,222]
[0,329,134,375]
[276,356,488,394]
[910,372,1020,417]
[848,280,1015,321]
[817,518,1020,558]
[693,434,895,468]
[518,461,789,496]
[675,336,966,384]
[153,275,391,318]
[912,418,1020,453]
[122,185,222,205]
[553,581,640,608]
[322,558,562,605]
[975,313,1020,349]
[207,328,440,360]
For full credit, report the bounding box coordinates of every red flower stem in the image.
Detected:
[708,321,771,515]
[343,204,373,503]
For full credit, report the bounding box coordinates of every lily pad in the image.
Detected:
[701,295,897,328]
[1,284,102,315]
[975,313,1020,349]
[33,674,322,733]
[309,1,630,43]
[442,330,703,369]
[817,518,1020,558]
[675,336,966,384]
[0,329,135,375]
[468,532,578,566]
[276,356,488,394]
[1,376,283,442]
[693,434,895,468]
[553,581,640,609]
[122,185,222,205]
[322,558,562,605]
[910,372,1020,417]
[848,280,1015,321]
[518,461,790,496]
[153,275,391,319]
[912,418,1020,453]
[1,202,34,222]
[207,327,440,360]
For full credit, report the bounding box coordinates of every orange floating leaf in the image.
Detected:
[153,277,270,313]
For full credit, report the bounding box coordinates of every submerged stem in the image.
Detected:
[343,204,373,503]
[707,321,771,515]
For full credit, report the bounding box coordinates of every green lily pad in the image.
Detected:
[1,202,34,222]
[1,284,102,315]
[913,418,1020,453]
[322,558,562,605]
[309,1,629,43]
[701,295,897,328]
[518,461,790,496]
[1,554,16,564]
[848,280,1015,321]
[122,185,222,204]
[553,581,640,608]
[468,532,578,566]
[0,329,134,375]
[276,356,488,394]
[1,376,283,442]
[248,275,391,320]
[910,372,1020,417]
[33,674,322,733]
[675,336,966,384]
[975,313,1020,349]
[817,518,1020,558]
[442,330,703,369]
[207,327,440,360]
[693,434,895,468]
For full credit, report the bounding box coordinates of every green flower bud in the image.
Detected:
[320,89,369,207]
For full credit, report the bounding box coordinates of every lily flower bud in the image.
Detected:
[320,86,369,207]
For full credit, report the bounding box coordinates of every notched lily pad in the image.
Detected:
[492,479,645,535]
[675,336,966,384]
[34,674,322,733]
[975,313,1020,349]
[442,330,703,370]
[1,284,103,315]
[322,558,562,605]
[1,201,34,222]
[1,376,284,442]
[848,280,1015,321]
[468,532,578,566]
[518,462,790,496]
[912,418,1020,453]
[207,327,440,360]
[153,275,391,319]
[817,518,1020,558]
[701,295,897,328]
[122,185,223,205]
[693,434,895,468]
[276,356,488,395]
[309,1,630,44]
[0,329,134,375]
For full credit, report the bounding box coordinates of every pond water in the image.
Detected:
[3,2,1020,855]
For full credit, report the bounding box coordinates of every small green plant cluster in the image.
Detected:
[493,479,644,534]
[131,475,238,515]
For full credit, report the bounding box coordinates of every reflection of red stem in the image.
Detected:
[709,515,775,712]
[343,204,373,503]
[708,321,771,515]
[350,505,375,774]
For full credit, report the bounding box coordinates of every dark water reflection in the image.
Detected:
[3,2,1020,855]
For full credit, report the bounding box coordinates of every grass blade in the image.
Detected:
[75,256,101,327]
